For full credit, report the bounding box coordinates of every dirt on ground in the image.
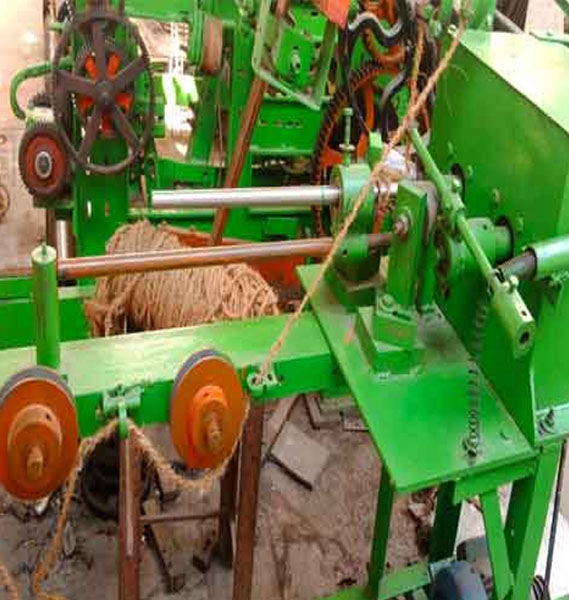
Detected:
[0,401,423,600]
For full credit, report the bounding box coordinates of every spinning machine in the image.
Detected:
[3,0,569,600]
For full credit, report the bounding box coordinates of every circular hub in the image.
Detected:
[0,367,79,500]
[170,350,245,469]
[19,124,68,200]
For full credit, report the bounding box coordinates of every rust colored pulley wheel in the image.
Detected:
[170,350,246,470]
[0,367,79,501]
[18,123,68,200]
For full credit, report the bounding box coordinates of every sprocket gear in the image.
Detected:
[51,9,154,175]
[73,39,132,136]
[311,60,397,235]
[18,122,68,200]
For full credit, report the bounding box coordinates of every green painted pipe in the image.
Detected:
[32,245,61,369]
[10,58,72,120]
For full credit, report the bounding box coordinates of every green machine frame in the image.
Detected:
[4,20,569,600]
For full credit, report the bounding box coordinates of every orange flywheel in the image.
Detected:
[169,350,246,470]
[0,367,79,501]
[75,42,133,137]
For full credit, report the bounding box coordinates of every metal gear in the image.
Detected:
[51,9,155,175]
[18,122,68,200]
[73,39,132,136]
[311,60,397,235]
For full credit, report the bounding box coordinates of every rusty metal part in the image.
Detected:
[0,367,78,501]
[52,9,154,175]
[202,16,223,75]
[140,510,219,525]
[118,434,141,600]
[2,234,393,280]
[18,123,68,200]
[210,75,268,244]
[218,450,239,567]
[311,60,396,235]
[232,405,264,600]
[0,183,10,221]
[170,350,245,470]
[80,431,152,520]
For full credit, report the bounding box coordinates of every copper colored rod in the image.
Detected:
[210,76,269,245]
[0,234,392,280]
[57,234,392,279]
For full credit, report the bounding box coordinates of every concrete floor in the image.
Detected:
[0,1,568,599]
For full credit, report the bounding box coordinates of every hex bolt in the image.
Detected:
[26,444,45,482]
[35,150,53,180]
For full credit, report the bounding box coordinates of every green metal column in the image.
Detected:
[429,483,462,562]
[505,446,561,600]
[367,467,395,599]
[480,489,513,600]
[31,244,60,369]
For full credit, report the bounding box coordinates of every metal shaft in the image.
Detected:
[152,185,341,210]
[31,245,60,369]
[55,235,392,280]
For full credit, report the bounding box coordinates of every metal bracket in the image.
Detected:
[246,369,279,399]
[102,385,142,438]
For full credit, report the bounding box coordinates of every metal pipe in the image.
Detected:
[55,234,392,280]
[55,219,73,260]
[499,251,537,281]
[494,10,524,33]
[2,235,393,280]
[31,244,60,369]
[152,185,341,209]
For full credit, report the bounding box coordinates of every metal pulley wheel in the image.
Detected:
[18,123,69,200]
[0,367,79,501]
[51,9,154,175]
[169,350,246,470]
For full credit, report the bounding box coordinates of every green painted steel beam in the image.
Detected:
[298,265,535,493]
[453,459,535,503]
[0,312,333,437]
[430,483,461,562]
[480,489,513,600]
[321,564,431,600]
[0,283,92,350]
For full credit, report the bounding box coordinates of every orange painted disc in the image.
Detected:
[0,367,79,501]
[169,350,245,470]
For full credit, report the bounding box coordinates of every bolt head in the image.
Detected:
[34,150,53,180]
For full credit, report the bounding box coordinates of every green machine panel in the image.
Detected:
[430,31,569,444]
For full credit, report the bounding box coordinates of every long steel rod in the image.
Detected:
[152,185,341,209]
[9,234,388,280]
[1,235,392,280]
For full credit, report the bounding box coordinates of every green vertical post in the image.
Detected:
[31,244,60,369]
[367,467,395,599]
[505,446,561,600]
[479,489,513,600]
[429,482,461,562]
